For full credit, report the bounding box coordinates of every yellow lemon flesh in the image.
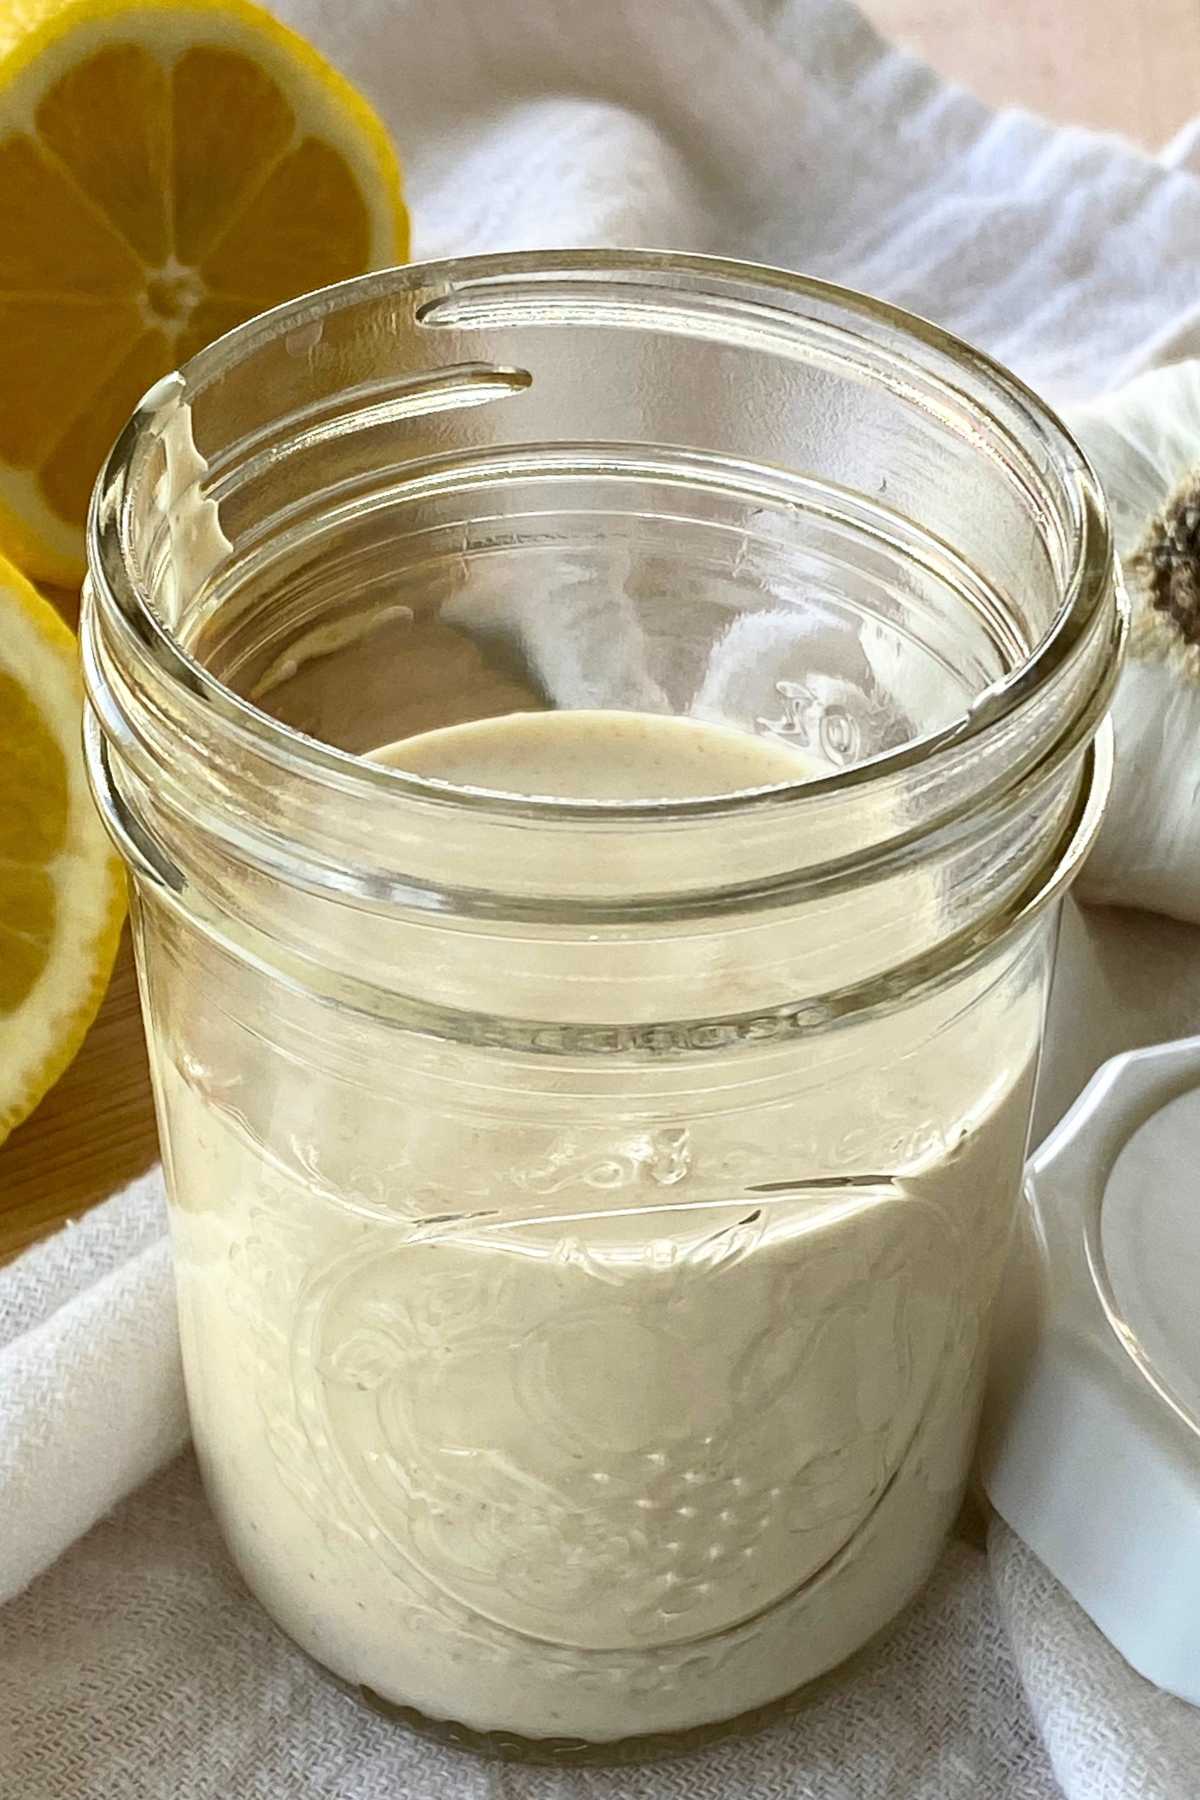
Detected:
[0,559,125,1142]
[0,0,408,584]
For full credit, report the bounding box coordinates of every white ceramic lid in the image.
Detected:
[980,1035,1200,1705]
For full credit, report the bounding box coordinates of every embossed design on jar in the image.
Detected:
[758,676,891,767]
[286,1186,969,1654]
[187,1057,703,1225]
[512,1127,692,1197]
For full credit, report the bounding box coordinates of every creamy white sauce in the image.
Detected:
[163,708,1034,1744]
[371,707,819,798]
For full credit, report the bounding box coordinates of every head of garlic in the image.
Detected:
[1067,362,1200,924]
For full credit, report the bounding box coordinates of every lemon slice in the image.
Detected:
[0,557,125,1142]
[0,0,409,584]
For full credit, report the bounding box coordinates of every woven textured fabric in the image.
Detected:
[991,1523,1200,1800]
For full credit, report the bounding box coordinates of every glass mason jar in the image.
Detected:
[81,252,1122,1761]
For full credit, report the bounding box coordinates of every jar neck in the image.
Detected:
[82,253,1122,1021]
[83,562,1113,1034]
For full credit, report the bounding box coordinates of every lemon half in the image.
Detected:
[0,0,409,583]
[0,559,125,1142]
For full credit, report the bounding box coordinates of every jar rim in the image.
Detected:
[86,248,1118,825]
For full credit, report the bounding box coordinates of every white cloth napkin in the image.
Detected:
[6,0,1200,1793]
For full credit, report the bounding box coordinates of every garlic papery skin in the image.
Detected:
[1068,362,1200,924]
